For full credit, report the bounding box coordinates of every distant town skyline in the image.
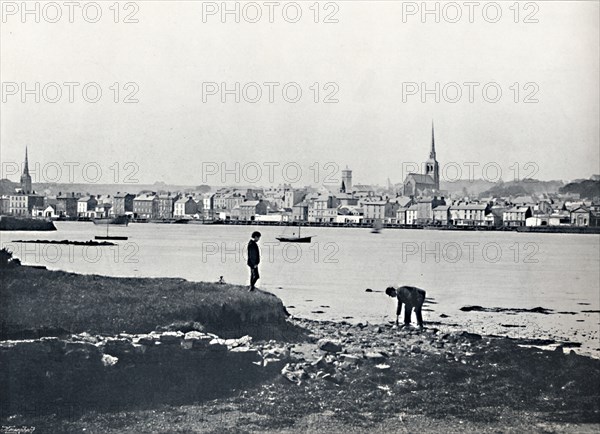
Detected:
[1,142,597,189]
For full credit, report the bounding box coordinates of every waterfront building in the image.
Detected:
[308,195,339,223]
[549,210,571,226]
[157,192,179,219]
[77,196,98,217]
[284,188,306,208]
[133,193,159,220]
[202,193,215,220]
[570,206,591,227]
[0,196,9,215]
[362,201,387,224]
[7,194,28,216]
[416,196,446,224]
[173,196,198,219]
[292,201,309,221]
[26,193,44,215]
[32,205,57,218]
[240,200,268,221]
[396,206,408,225]
[432,204,451,226]
[336,192,359,207]
[503,206,532,227]
[450,202,490,226]
[484,206,506,227]
[113,193,135,216]
[406,204,419,225]
[95,196,113,218]
[228,205,240,220]
[56,193,80,218]
[213,189,245,212]
[526,215,550,227]
[363,200,399,224]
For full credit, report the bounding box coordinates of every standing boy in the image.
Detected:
[247,231,261,292]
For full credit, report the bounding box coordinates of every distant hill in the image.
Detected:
[479,179,564,198]
[559,180,600,200]
[440,179,496,196]
[33,182,204,197]
[0,179,19,195]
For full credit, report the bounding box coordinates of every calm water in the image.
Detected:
[2,222,599,356]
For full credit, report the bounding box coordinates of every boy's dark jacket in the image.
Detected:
[247,239,260,267]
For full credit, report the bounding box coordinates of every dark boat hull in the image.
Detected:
[95,236,129,241]
[276,236,312,243]
[93,215,130,226]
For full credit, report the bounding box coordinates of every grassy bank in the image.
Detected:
[0,266,297,340]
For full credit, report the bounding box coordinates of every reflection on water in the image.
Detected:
[3,221,599,357]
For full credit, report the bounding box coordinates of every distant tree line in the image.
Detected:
[559,180,600,200]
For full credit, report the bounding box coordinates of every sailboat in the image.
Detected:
[95,220,128,241]
[276,225,312,243]
[372,219,383,234]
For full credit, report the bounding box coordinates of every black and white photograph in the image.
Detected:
[1,1,599,432]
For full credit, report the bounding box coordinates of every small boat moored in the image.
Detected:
[276,225,313,243]
[275,236,312,243]
[94,235,129,241]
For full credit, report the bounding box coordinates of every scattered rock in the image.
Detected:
[318,339,342,353]
[159,331,184,344]
[365,288,373,292]
[322,372,344,384]
[458,331,483,340]
[340,354,361,364]
[396,378,418,389]
[101,354,118,367]
[460,305,553,315]
[281,363,308,385]
[365,351,387,362]
[103,339,134,355]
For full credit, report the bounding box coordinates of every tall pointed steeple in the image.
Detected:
[24,147,29,173]
[430,121,436,159]
[424,122,440,191]
[20,147,32,194]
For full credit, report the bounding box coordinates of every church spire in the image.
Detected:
[20,147,32,194]
[430,121,436,159]
[24,146,29,174]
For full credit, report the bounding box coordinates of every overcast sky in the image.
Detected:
[1,1,598,186]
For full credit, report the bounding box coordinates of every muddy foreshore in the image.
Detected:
[3,315,599,433]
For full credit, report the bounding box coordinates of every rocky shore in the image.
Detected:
[4,316,599,433]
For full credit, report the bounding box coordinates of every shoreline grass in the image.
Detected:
[1,266,295,340]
